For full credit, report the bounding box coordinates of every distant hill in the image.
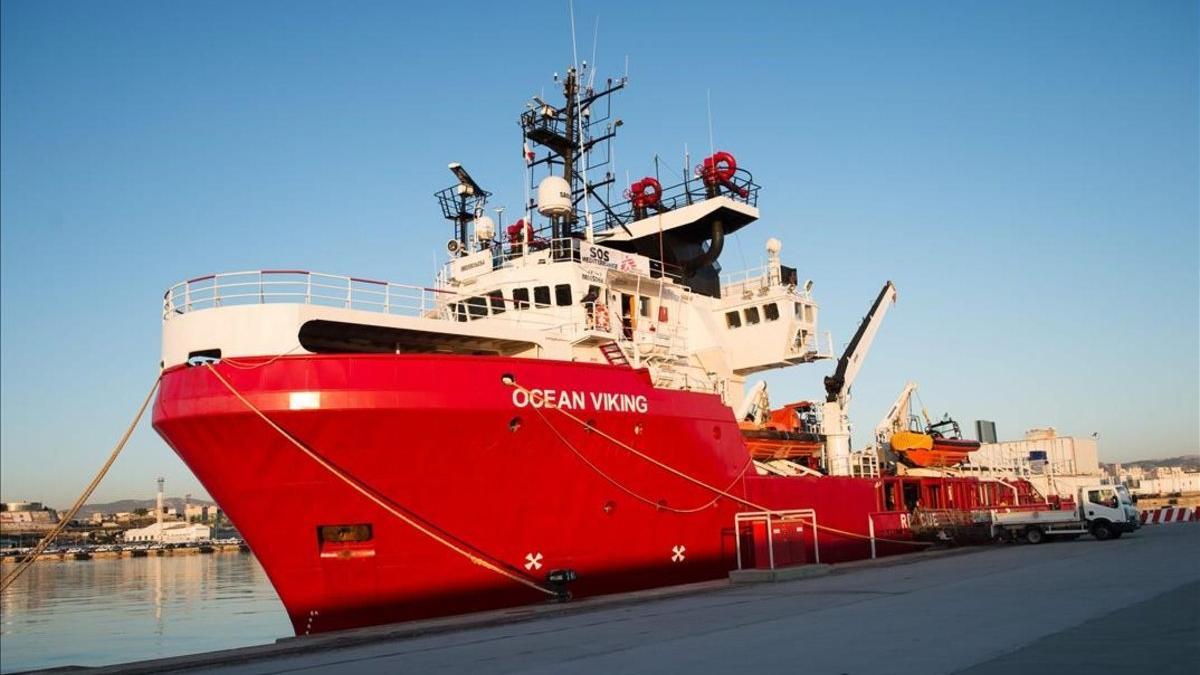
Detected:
[74,496,215,517]
[1103,456,1200,472]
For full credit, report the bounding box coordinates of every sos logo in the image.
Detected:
[587,246,611,263]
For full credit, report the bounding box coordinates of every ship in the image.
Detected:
[152,64,1044,636]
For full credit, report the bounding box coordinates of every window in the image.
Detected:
[764,303,779,321]
[449,303,468,322]
[488,290,506,315]
[554,284,572,307]
[466,296,488,319]
[744,307,761,325]
[534,286,551,308]
[795,302,803,319]
[512,288,530,310]
[725,311,741,328]
[639,296,652,318]
[805,304,814,322]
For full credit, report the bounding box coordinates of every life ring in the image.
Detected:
[593,302,611,332]
[697,151,737,185]
[506,219,533,245]
[625,177,662,209]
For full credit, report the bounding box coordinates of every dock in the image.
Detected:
[60,525,1200,674]
[0,542,245,564]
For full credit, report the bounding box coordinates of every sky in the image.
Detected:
[1,0,1197,508]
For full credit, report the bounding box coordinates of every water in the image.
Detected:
[0,553,291,673]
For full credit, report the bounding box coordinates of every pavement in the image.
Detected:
[87,524,1200,675]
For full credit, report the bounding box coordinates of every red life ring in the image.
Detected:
[625,177,662,209]
[506,219,533,244]
[697,151,737,185]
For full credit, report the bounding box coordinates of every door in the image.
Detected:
[1084,488,1121,521]
[619,293,634,339]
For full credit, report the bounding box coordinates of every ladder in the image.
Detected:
[599,341,629,366]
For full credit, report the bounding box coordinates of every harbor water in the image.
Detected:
[0,553,289,672]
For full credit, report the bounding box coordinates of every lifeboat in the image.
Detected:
[891,419,980,468]
[739,401,823,461]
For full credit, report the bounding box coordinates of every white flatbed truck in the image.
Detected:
[990,484,1140,545]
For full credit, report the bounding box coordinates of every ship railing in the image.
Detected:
[734,509,820,571]
[163,270,578,333]
[484,236,687,283]
[720,263,808,301]
[787,330,834,361]
[592,168,760,233]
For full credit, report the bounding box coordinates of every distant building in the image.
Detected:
[122,522,211,544]
[0,502,60,530]
[968,427,1101,476]
[90,512,106,524]
[185,504,222,522]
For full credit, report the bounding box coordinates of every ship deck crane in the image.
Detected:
[875,380,921,448]
[821,281,898,476]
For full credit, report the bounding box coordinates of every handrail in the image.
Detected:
[734,508,820,570]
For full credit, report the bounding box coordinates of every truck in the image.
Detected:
[990,483,1140,545]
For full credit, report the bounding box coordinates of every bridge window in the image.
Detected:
[640,296,651,318]
[744,307,761,325]
[554,284,572,306]
[465,297,488,320]
[488,290,506,315]
[725,311,741,328]
[512,288,530,310]
[764,303,779,321]
[534,286,551,308]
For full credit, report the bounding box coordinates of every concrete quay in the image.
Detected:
[73,524,1200,675]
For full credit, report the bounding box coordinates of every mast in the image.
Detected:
[520,65,625,241]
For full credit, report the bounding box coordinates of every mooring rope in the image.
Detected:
[1,376,161,592]
[203,363,557,597]
[528,400,751,513]
[506,378,931,547]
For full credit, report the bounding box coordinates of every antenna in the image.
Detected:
[706,89,716,159]
[588,16,600,89]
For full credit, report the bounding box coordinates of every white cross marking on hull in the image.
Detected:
[524,552,544,570]
[671,545,686,562]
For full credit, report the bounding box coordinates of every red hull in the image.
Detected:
[152,354,1009,634]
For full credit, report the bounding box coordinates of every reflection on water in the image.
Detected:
[0,553,291,673]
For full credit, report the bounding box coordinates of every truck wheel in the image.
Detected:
[1023,526,1045,545]
[1091,522,1114,541]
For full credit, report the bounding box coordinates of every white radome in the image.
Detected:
[537,176,572,217]
[766,237,782,255]
[474,215,495,242]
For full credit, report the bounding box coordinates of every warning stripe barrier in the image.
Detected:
[1138,506,1199,524]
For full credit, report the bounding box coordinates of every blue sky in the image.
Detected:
[2,0,1196,507]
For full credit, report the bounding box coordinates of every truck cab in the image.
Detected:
[1080,484,1140,539]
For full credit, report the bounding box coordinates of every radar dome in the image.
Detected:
[474,215,495,242]
[765,238,782,255]
[537,176,572,217]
